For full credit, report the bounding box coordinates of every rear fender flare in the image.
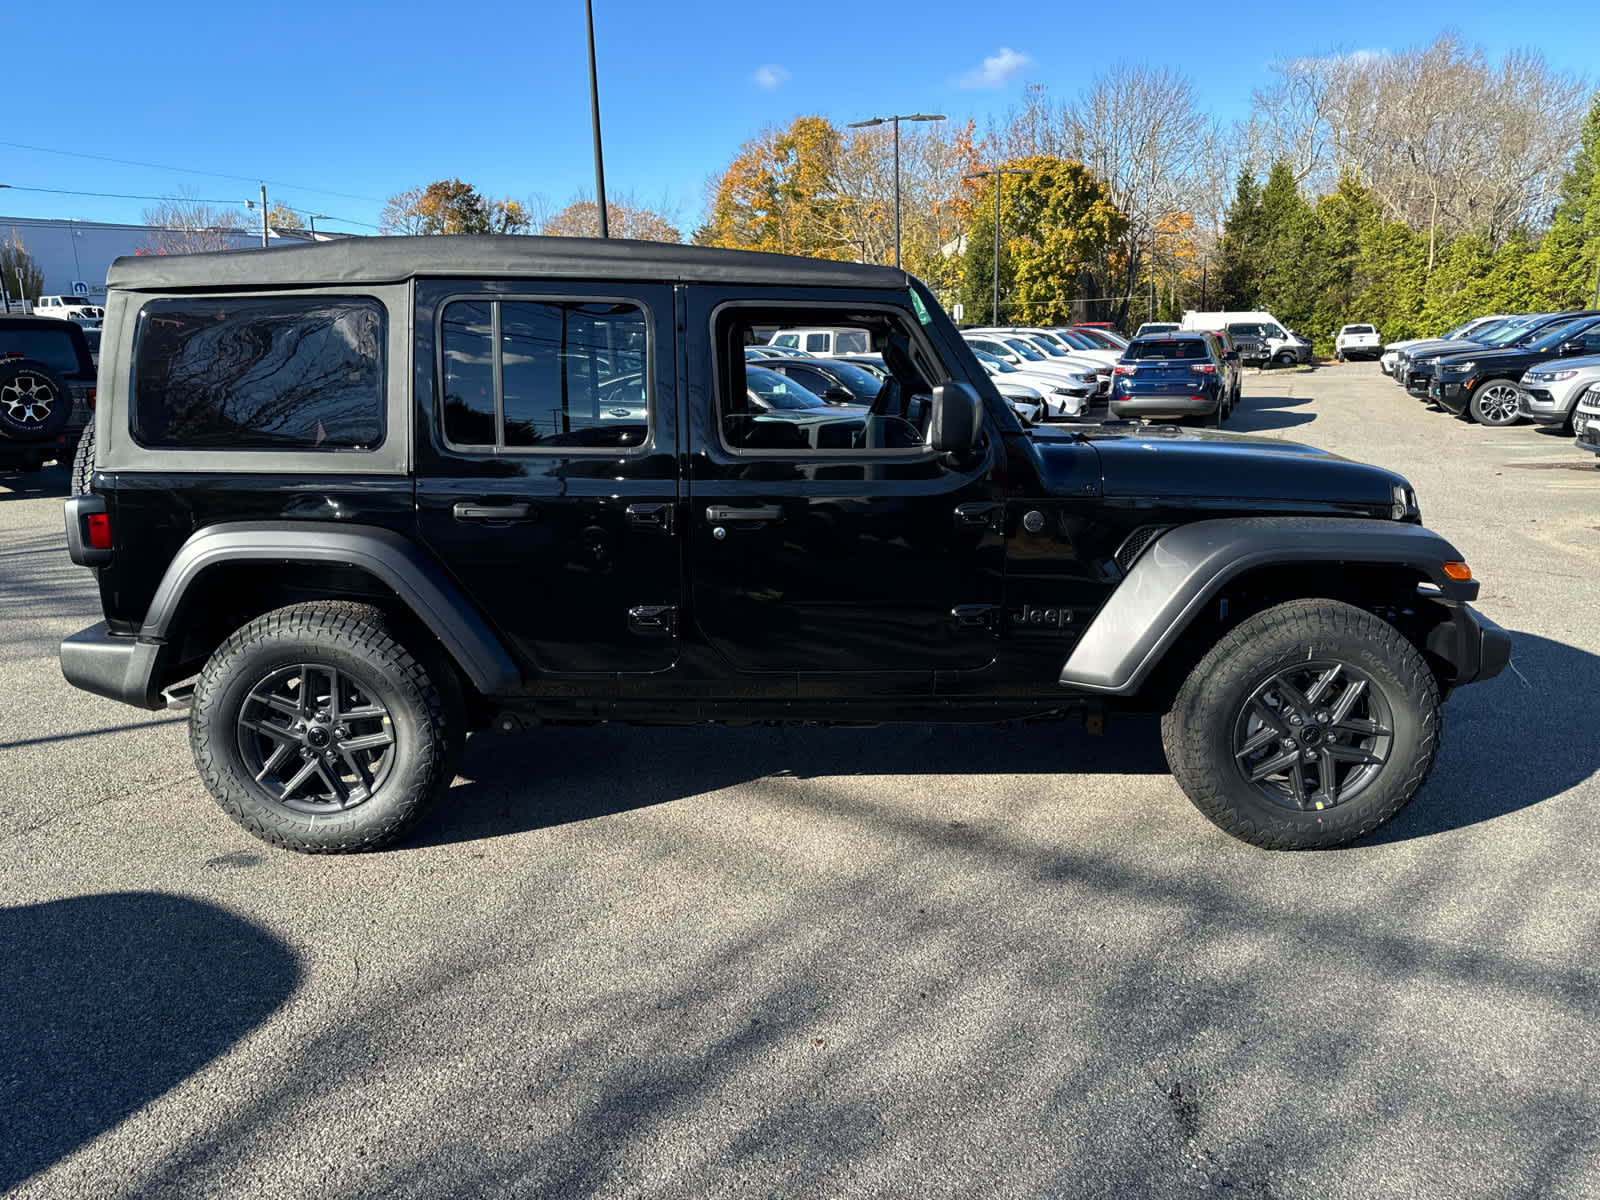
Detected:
[141,522,521,695]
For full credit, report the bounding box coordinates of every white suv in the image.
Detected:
[1574,384,1600,455]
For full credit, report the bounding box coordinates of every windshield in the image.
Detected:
[1054,329,1097,350]
[1227,323,1265,337]
[745,366,828,410]
[1525,318,1594,352]
[973,350,1015,374]
[1023,335,1069,357]
[1483,320,1550,347]
[1125,338,1211,361]
[1003,338,1046,361]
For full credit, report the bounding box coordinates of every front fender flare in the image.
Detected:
[1058,517,1475,695]
[140,522,521,695]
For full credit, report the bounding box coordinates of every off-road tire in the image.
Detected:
[70,418,95,495]
[0,358,74,439]
[1161,599,1441,849]
[190,602,457,853]
[1468,378,1523,427]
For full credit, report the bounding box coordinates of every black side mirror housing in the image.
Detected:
[930,382,983,451]
[1560,340,1586,357]
[823,386,852,402]
[1225,350,1239,361]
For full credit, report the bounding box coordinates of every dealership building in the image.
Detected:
[1,215,339,305]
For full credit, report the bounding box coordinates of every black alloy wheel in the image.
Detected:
[1231,661,1393,813]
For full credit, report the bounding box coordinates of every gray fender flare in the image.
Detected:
[1058,517,1474,695]
[141,522,521,695]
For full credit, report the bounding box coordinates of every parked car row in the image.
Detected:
[1382,310,1600,436]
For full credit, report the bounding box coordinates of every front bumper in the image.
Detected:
[1426,604,1512,688]
[1406,370,1435,397]
[60,622,171,710]
[1432,378,1473,414]
[1517,386,1574,425]
[1576,410,1600,454]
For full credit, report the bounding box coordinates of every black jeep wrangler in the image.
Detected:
[0,315,97,473]
[60,237,1510,853]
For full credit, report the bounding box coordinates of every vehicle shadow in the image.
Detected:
[410,715,1169,848]
[0,463,71,501]
[0,892,300,1192]
[412,630,1596,852]
[1228,395,1316,434]
[1366,629,1596,842]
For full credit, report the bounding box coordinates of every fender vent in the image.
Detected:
[1114,525,1171,573]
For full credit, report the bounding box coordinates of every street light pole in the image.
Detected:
[310,214,333,239]
[260,184,268,248]
[847,113,945,269]
[963,167,1033,323]
[585,0,609,238]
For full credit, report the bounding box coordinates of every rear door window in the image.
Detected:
[131,296,386,450]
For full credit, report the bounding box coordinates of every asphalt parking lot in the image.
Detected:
[3,364,1599,1199]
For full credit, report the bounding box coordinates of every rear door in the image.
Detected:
[413,279,682,679]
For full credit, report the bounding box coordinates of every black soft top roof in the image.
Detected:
[106,235,909,292]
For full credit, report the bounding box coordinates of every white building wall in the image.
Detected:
[0,217,306,303]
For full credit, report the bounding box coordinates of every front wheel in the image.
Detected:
[1469,379,1523,426]
[1161,599,1441,849]
[190,603,458,853]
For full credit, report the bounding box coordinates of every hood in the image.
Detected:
[1404,337,1482,359]
[1027,426,1407,516]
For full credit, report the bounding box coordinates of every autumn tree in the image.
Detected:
[959,155,1127,323]
[1,233,44,304]
[381,180,530,235]
[267,205,304,231]
[141,200,248,254]
[698,116,858,260]
[542,197,682,242]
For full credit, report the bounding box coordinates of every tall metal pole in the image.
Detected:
[585,0,609,238]
[260,184,268,248]
[892,118,902,270]
[992,173,1002,324]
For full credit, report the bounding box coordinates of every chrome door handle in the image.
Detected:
[453,501,532,522]
[705,504,782,523]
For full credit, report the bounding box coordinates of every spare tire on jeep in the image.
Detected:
[0,358,74,440]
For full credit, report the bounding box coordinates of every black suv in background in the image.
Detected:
[1404,313,1592,401]
[1225,323,1271,367]
[1432,315,1600,425]
[61,236,1507,855]
[0,316,96,472]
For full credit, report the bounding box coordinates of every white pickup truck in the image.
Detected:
[1335,324,1382,361]
[34,295,105,328]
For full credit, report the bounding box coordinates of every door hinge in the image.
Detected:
[628,605,678,637]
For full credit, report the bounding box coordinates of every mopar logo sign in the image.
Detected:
[72,281,89,297]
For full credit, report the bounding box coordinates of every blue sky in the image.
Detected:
[4,0,1595,236]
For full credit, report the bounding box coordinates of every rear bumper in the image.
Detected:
[1427,605,1512,688]
[60,622,170,710]
[1109,392,1221,419]
[0,430,78,469]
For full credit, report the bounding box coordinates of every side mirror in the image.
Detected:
[930,382,983,451]
[823,386,852,402]
[1225,350,1239,361]
[1560,341,1586,357]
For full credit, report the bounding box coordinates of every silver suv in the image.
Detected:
[1518,355,1600,433]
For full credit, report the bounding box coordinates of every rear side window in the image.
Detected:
[440,298,648,451]
[804,332,830,352]
[1126,339,1211,361]
[132,296,385,450]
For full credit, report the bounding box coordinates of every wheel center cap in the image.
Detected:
[1299,725,1325,748]
[306,725,331,748]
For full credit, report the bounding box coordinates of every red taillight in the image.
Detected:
[1113,364,1137,376]
[88,388,97,409]
[1191,363,1217,375]
[86,512,112,550]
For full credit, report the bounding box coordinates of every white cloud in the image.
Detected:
[960,47,1033,90]
[752,64,790,90]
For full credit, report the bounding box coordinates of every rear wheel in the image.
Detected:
[190,602,458,853]
[0,359,73,440]
[1162,599,1441,849]
[1468,379,1523,426]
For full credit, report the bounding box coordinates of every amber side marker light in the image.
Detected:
[1442,561,1472,582]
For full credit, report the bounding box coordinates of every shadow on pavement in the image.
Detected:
[412,715,1168,848]
[0,892,300,1192]
[413,629,1596,852]
[1227,394,1317,434]
[0,463,71,502]
[1371,629,1600,842]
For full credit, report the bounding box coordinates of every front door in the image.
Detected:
[413,280,680,679]
[683,288,1006,687]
